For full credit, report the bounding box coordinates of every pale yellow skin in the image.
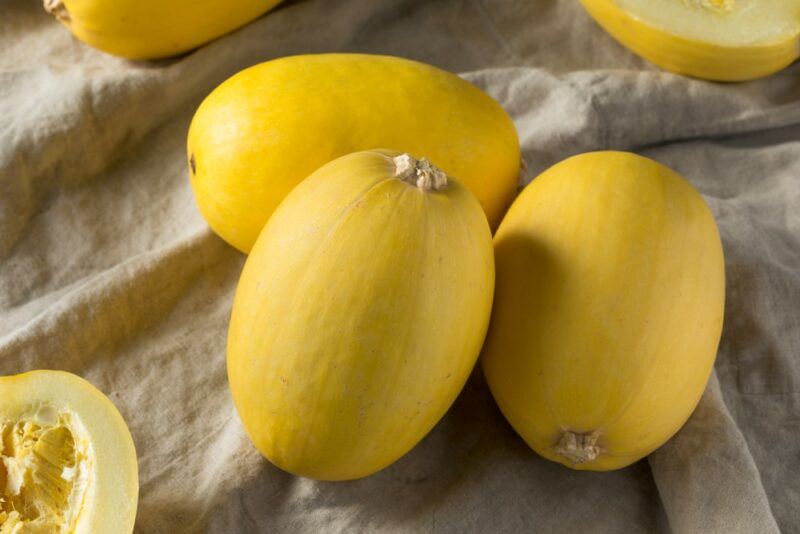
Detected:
[0,370,138,533]
[47,0,281,59]
[187,54,521,253]
[227,150,495,481]
[482,151,725,471]
[580,0,800,81]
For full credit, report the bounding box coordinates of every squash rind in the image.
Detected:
[482,151,725,471]
[227,150,495,480]
[188,53,521,253]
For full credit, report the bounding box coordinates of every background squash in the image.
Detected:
[187,53,521,253]
[579,0,800,81]
[227,150,494,480]
[482,151,725,471]
[44,0,281,59]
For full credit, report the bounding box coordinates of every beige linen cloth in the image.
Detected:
[1,1,798,532]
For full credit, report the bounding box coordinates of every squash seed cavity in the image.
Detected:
[0,407,92,533]
[680,0,737,13]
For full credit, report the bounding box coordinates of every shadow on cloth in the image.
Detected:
[206,368,661,532]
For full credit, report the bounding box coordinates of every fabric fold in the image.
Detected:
[1,0,798,532]
[649,373,780,534]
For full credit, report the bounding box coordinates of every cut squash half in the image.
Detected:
[580,0,800,81]
[0,371,138,533]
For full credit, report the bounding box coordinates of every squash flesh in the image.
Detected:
[0,412,91,534]
[482,152,725,471]
[580,0,800,80]
[616,0,799,44]
[227,150,495,480]
[0,372,138,533]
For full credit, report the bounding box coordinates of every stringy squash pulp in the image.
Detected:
[482,152,725,471]
[580,0,800,80]
[0,371,138,533]
[228,150,495,480]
